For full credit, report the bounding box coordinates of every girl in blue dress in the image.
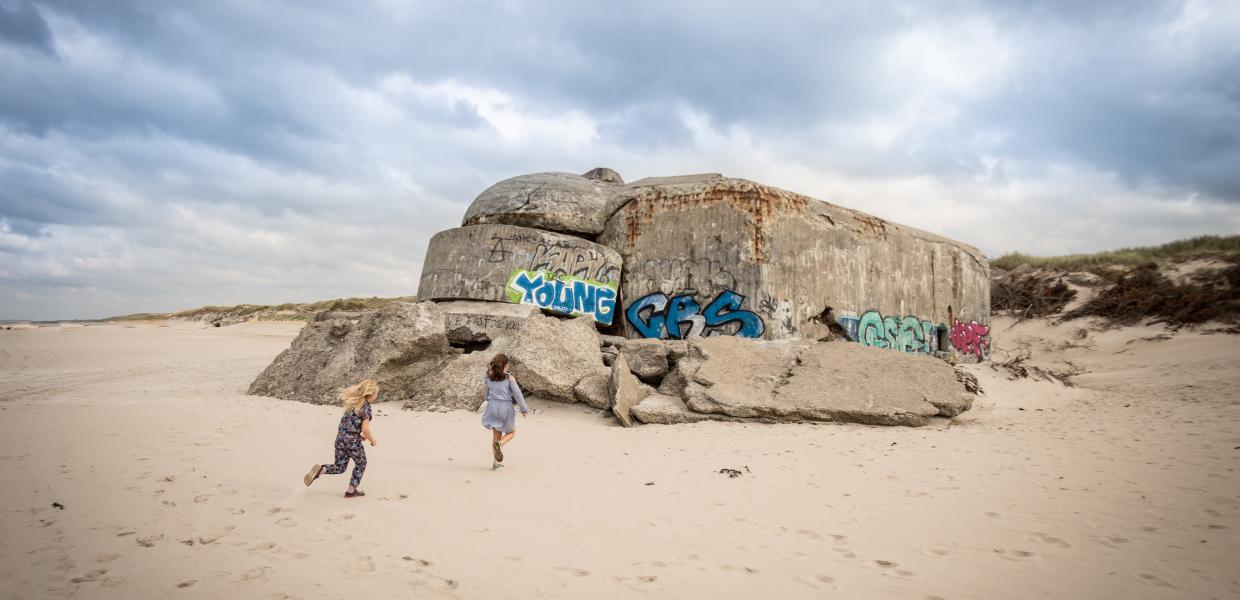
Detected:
[480,354,529,470]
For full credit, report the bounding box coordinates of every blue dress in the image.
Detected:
[480,375,528,434]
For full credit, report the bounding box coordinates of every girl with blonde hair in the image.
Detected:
[480,354,529,470]
[304,379,379,497]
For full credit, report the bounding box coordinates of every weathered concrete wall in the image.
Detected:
[597,175,990,359]
[462,169,625,236]
[417,223,624,325]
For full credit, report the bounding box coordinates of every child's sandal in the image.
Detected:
[304,464,322,487]
[493,441,504,462]
[344,489,365,498]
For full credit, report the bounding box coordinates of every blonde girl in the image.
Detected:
[304,379,378,497]
[480,354,528,470]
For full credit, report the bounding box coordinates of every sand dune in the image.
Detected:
[0,319,1236,599]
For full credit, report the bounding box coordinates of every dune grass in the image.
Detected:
[991,235,1240,272]
[106,296,418,322]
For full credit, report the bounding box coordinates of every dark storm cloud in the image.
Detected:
[0,0,55,55]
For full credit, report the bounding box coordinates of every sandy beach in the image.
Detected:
[0,319,1237,599]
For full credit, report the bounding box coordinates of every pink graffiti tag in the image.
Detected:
[950,320,990,359]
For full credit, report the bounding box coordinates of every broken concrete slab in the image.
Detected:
[684,336,970,426]
[608,353,647,427]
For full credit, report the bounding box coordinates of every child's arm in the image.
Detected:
[510,375,529,415]
[361,404,377,446]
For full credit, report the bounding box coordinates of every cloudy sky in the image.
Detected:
[2,1,1238,320]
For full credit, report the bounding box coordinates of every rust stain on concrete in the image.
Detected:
[621,181,810,261]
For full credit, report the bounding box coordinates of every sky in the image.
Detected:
[1,1,1238,320]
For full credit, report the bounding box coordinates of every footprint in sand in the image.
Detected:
[193,495,212,504]
[1137,573,1175,588]
[798,575,838,587]
[228,508,245,515]
[275,517,297,528]
[196,526,235,545]
[266,507,286,516]
[829,534,848,545]
[240,567,267,582]
[102,577,124,589]
[176,580,197,588]
[96,553,122,563]
[136,535,163,548]
[923,549,951,557]
[873,560,898,569]
[402,557,432,567]
[992,548,1037,561]
[832,548,856,560]
[554,567,591,577]
[70,569,108,583]
[350,556,375,575]
[250,542,277,552]
[1030,533,1072,549]
[796,529,822,540]
[329,513,355,522]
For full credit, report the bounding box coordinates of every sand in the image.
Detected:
[0,319,1237,599]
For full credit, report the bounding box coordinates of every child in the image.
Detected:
[304,379,378,497]
[480,354,528,470]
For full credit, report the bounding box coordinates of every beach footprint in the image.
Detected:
[1137,573,1175,588]
[1029,533,1072,549]
[349,556,375,575]
[70,569,108,584]
[797,574,836,590]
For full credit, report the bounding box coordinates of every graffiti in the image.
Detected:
[950,320,990,360]
[528,243,620,284]
[485,236,621,284]
[506,270,618,325]
[445,313,523,333]
[837,311,942,355]
[626,289,764,339]
[758,294,796,336]
[632,258,737,301]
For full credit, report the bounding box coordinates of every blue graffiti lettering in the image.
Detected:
[506,270,618,325]
[625,289,765,339]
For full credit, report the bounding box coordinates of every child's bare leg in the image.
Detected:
[499,430,516,446]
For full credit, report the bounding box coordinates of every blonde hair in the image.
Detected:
[340,379,379,416]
